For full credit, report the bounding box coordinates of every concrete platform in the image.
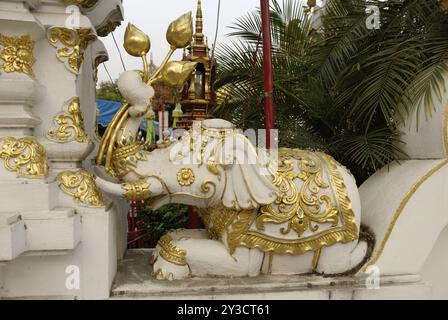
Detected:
[111,250,431,300]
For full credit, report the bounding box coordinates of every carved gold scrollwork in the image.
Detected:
[56,170,106,207]
[201,149,359,256]
[48,97,91,143]
[47,27,96,74]
[233,150,358,255]
[256,149,339,237]
[0,34,35,75]
[0,137,48,179]
[158,234,188,266]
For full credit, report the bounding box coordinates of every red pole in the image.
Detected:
[260,0,276,149]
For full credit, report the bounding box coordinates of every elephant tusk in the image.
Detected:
[95,177,125,197]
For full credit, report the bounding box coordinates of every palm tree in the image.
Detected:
[215,0,448,183]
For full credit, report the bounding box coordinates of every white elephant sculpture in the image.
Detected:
[95,71,370,280]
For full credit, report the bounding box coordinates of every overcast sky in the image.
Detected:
[98,0,261,83]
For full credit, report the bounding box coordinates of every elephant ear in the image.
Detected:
[215,134,278,211]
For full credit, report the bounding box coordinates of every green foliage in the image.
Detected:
[136,203,189,248]
[96,81,125,102]
[215,0,448,183]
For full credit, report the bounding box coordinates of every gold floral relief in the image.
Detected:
[0,137,48,179]
[158,234,188,266]
[177,168,195,186]
[47,27,96,74]
[56,170,106,207]
[0,34,35,75]
[48,97,91,143]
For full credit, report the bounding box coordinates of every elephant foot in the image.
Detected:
[153,255,190,281]
[150,230,264,280]
[152,234,191,281]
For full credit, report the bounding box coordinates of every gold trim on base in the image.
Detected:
[158,234,188,266]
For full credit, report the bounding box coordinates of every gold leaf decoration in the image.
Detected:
[256,149,339,237]
[199,149,359,256]
[56,170,106,207]
[47,27,96,74]
[0,137,48,179]
[48,97,91,143]
[0,34,35,75]
[235,149,358,255]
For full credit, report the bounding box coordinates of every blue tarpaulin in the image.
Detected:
[96,99,158,133]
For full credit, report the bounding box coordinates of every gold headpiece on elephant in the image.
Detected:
[175,119,279,211]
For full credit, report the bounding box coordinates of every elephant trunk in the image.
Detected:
[95,175,166,202]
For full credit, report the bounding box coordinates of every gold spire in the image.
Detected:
[194,0,204,44]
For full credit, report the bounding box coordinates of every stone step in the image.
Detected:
[110,250,430,300]
[21,208,81,252]
[0,213,26,261]
[0,208,81,262]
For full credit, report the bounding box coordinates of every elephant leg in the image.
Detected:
[315,241,367,275]
[152,237,264,280]
[268,251,315,275]
[150,229,210,280]
[171,238,264,278]
[267,241,367,276]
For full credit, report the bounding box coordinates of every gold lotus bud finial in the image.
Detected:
[152,61,197,88]
[124,23,151,57]
[166,12,193,49]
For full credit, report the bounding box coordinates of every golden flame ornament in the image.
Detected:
[166,12,193,49]
[124,23,151,57]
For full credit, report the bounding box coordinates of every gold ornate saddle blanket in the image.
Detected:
[199,148,359,255]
